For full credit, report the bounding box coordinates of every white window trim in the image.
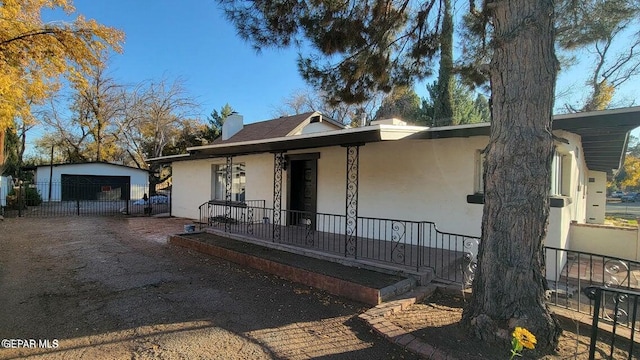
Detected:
[212,163,246,202]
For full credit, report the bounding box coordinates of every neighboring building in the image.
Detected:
[31,162,149,202]
[148,107,640,281]
[0,175,11,208]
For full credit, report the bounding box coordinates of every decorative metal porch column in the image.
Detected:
[224,156,233,232]
[272,152,284,241]
[345,145,360,257]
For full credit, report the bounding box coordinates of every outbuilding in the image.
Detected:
[32,162,149,202]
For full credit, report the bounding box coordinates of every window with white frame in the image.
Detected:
[550,151,564,196]
[475,150,485,194]
[474,149,566,196]
[212,163,246,202]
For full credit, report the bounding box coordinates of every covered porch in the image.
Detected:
[198,200,479,285]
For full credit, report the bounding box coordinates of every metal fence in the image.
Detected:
[583,286,640,359]
[198,201,480,283]
[1,181,170,217]
[545,247,640,317]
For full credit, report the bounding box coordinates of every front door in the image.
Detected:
[287,158,317,226]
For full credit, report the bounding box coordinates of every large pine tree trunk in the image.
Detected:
[461,0,562,352]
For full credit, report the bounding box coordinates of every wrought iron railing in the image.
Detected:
[198,199,267,230]
[583,286,640,359]
[2,181,168,217]
[198,202,480,283]
[545,247,640,318]
[197,203,640,324]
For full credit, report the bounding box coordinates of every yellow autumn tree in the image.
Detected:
[621,155,640,191]
[0,0,124,167]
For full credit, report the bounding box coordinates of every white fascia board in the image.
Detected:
[553,106,640,121]
[378,125,430,140]
[145,154,191,162]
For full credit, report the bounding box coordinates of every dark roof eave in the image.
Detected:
[151,107,640,174]
[186,128,381,160]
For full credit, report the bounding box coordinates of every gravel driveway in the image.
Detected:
[0,216,418,359]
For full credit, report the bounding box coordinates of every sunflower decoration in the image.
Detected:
[510,327,537,359]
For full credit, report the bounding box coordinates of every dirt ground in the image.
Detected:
[387,289,640,359]
[0,216,418,360]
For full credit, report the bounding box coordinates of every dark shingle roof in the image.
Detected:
[214,112,317,144]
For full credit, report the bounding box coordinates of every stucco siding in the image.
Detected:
[570,223,639,260]
[172,159,218,220]
[586,170,607,224]
[357,137,486,237]
[169,127,592,258]
[244,153,276,208]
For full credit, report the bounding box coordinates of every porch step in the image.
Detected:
[169,231,429,305]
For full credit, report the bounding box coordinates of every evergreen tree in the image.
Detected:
[422,78,490,126]
[432,0,454,125]
[203,103,234,143]
[220,0,561,349]
[374,86,423,124]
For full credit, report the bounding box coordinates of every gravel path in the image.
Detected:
[0,216,418,359]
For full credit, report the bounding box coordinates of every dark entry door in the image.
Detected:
[288,159,317,226]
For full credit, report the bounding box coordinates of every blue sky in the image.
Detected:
[63,0,310,123]
[54,0,639,125]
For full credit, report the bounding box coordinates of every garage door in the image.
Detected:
[61,175,131,201]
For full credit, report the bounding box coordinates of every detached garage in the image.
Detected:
[33,162,149,202]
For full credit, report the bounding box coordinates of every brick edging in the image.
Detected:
[358,285,460,360]
[170,234,383,305]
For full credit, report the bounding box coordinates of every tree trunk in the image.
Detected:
[461,0,562,353]
[0,130,5,170]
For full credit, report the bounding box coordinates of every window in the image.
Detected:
[472,149,566,196]
[550,151,563,196]
[475,150,485,194]
[212,163,246,202]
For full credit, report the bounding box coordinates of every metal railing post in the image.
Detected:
[587,286,602,360]
[125,183,130,215]
[17,181,22,217]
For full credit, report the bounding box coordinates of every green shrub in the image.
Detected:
[8,186,43,207]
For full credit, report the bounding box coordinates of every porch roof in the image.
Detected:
[146,124,427,164]
[147,107,640,174]
[407,106,640,173]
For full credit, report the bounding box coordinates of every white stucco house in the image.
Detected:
[148,107,640,283]
[31,162,149,202]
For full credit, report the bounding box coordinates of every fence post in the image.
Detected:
[76,198,80,216]
[17,181,22,217]
[636,217,640,261]
[587,286,602,360]
[417,222,423,272]
[125,184,130,215]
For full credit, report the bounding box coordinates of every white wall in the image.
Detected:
[586,170,607,224]
[297,121,340,135]
[172,158,221,220]
[35,163,148,201]
[358,137,486,237]
[170,128,592,260]
[0,176,11,207]
[545,206,572,281]
[171,154,277,221]
[570,223,639,260]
